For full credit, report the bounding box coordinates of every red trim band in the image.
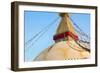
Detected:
[53,31,78,41]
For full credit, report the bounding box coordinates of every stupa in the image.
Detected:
[34,13,90,61]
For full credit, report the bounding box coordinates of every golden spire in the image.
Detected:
[53,13,78,42]
[57,13,76,35]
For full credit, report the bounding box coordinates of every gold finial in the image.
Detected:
[59,13,69,17]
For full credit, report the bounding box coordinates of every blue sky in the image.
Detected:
[24,11,90,61]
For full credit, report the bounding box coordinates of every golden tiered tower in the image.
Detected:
[53,13,78,42]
